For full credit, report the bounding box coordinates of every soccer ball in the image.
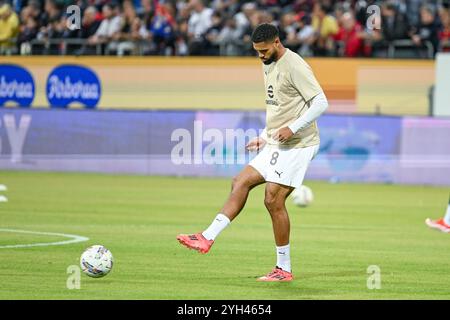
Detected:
[80,245,114,278]
[291,185,314,207]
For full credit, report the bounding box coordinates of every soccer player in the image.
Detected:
[177,23,329,282]
[426,196,450,233]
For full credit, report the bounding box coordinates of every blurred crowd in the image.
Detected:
[0,0,449,57]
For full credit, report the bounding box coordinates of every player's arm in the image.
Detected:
[246,127,267,152]
[273,92,329,143]
[288,92,328,133]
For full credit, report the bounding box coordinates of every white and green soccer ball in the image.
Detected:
[80,245,113,278]
[292,185,314,207]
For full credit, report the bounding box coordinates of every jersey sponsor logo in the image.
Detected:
[0,64,35,107]
[46,64,101,109]
[266,85,279,105]
[265,99,279,106]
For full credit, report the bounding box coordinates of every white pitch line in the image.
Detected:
[0,228,89,249]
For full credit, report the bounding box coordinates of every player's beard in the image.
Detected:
[262,51,277,65]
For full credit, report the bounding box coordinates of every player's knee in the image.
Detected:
[231,176,246,192]
[264,194,283,212]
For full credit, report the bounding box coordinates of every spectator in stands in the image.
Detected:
[439,5,450,51]
[107,0,149,56]
[217,16,244,56]
[241,9,264,55]
[259,10,275,25]
[370,1,410,57]
[17,4,39,55]
[203,10,224,56]
[333,2,347,27]
[36,0,62,43]
[80,6,101,39]
[45,15,66,40]
[296,14,315,56]
[284,13,315,57]
[19,0,43,29]
[402,0,423,28]
[88,3,123,53]
[311,2,339,56]
[234,2,257,36]
[410,5,441,57]
[278,12,296,44]
[40,0,62,28]
[148,4,176,55]
[187,0,213,55]
[58,5,100,55]
[380,1,410,41]
[7,0,450,58]
[138,0,155,29]
[401,0,439,28]
[334,11,365,57]
[174,18,189,56]
[0,3,20,55]
[211,0,241,18]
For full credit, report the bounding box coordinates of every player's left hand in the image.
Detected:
[273,127,294,144]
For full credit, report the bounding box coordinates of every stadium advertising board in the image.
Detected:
[46,64,101,109]
[0,57,435,116]
[0,109,448,186]
[0,64,35,107]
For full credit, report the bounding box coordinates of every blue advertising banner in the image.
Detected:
[0,64,35,107]
[46,64,101,109]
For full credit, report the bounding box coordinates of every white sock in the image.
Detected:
[444,199,450,226]
[202,213,230,241]
[276,244,291,273]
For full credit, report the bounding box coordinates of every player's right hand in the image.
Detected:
[246,137,266,152]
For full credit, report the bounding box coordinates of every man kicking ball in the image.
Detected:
[177,23,329,282]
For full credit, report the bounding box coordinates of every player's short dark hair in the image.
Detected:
[251,23,279,43]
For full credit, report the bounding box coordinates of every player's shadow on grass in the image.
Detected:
[240,270,359,293]
[244,281,332,296]
[243,270,356,281]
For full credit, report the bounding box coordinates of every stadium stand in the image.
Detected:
[0,0,449,58]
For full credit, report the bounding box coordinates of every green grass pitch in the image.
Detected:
[0,170,449,300]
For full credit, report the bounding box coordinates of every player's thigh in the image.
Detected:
[232,165,266,190]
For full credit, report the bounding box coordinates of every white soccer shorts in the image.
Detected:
[249,144,319,188]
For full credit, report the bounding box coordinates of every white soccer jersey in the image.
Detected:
[263,48,323,148]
